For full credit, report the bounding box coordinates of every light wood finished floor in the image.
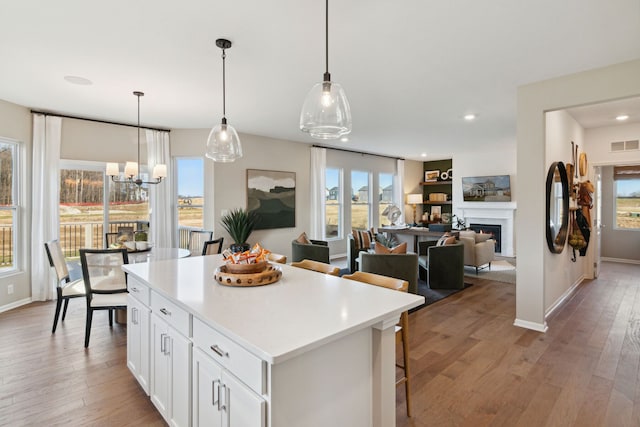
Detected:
[1,261,638,426]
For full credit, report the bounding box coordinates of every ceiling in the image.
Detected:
[1,1,639,160]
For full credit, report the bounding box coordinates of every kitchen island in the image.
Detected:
[123,254,423,427]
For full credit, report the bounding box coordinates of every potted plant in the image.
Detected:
[134,230,149,251]
[220,208,258,253]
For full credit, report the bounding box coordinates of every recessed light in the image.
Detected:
[64,75,93,86]
[340,137,349,142]
[616,115,629,121]
[463,114,476,121]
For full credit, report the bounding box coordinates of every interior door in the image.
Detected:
[593,166,602,278]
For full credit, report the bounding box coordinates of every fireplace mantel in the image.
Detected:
[459,203,516,257]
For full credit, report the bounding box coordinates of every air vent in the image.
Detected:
[610,140,639,152]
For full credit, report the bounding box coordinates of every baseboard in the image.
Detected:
[0,297,32,314]
[513,318,548,332]
[601,257,640,265]
[544,275,584,319]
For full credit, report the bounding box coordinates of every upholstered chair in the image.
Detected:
[291,236,330,264]
[458,230,496,273]
[418,240,464,289]
[358,252,419,294]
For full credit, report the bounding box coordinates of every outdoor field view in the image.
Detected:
[616,179,640,229]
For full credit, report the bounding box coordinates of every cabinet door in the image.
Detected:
[169,326,192,427]
[127,295,150,395]
[150,313,170,420]
[192,348,224,427]
[223,370,266,427]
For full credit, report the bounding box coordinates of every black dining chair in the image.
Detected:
[202,237,224,255]
[44,240,86,333]
[79,248,129,347]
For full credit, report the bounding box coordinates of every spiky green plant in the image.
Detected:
[220,208,258,245]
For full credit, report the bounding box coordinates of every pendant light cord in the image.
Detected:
[136,92,141,180]
[222,48,227,118]
[325,0,329,75]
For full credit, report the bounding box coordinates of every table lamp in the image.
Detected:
[406,194,423,225]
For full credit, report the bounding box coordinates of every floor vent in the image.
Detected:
[611,140,639,152]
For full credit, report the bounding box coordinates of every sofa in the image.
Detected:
[458,230,495,273]
[358,252,419,294]
[417,240,464,289]
[291,238,330,264]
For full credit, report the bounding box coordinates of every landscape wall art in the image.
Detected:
[247,169,296,229]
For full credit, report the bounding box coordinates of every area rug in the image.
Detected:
[463,258,516,284]
[410,280,472,313]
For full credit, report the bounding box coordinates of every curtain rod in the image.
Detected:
[312,144,404,161]
[30,110,171,133]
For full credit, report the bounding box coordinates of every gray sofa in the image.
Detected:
[359,252,419,294]
[417,240,464,289]
[291,239,330,264]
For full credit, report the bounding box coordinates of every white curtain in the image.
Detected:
[146,130,173,248]
[393,159,405,225]
[31,114,62,301]
[309,147,326,240]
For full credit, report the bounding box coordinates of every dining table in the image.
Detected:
[126,247,190,263]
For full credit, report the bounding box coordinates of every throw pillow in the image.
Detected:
[475,233,492,243]
[436,232,452,246]
[296,232,310,245]
[374,241,407,254]
[443,236,457,245]
[352,229,373,250]
[458,230,476,241]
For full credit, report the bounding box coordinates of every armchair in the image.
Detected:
[458,230,495,273]
[291,238,330,264]
[358,252,419,294]
[347,233,368,274]
[418,241,464,289]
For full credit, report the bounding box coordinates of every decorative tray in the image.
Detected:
[214,264,282,287]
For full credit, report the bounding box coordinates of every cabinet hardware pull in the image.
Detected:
[220,384,227,412]
[160,333,165,353]
[163,335,171,355]
[131,307,137,325]
[212,379,220,407]
[210,344,229,358]
[159,308,171,316]
[130,287,138,292]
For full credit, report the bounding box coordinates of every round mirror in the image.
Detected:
[546,161,569,253]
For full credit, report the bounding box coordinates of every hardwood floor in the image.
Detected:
[0,261,638,426]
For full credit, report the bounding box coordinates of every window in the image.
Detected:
[176,158,205,246]
[59,161,151,259]
[325,168,342,239]
[615,175,640,230]
[378,173,393,228]
[351,170,370,230]
[0,139,18,272]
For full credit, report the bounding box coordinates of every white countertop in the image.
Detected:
[123,255,424,364]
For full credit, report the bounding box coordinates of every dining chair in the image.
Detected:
[290,259,340,276]
[79,248,129,348]
[342,271,413,417]
[44,240,86,333]
[202,237,224,255]
[267,253,287,264]
[104,232,119,248]
[189,230,213,256]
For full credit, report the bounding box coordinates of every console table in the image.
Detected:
[378,226,459,252]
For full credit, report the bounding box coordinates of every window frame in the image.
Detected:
[0,138,20,275]
[324,167,343,241]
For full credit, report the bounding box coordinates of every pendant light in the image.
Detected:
[300,0,352,140]
[206,38,242,162]
[106,91,167,185]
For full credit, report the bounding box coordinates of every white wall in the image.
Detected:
[61,118,143,163]
[544,110,586,311]
[516,58,640,332]
[584,122,640,166]
[0,99,32,309]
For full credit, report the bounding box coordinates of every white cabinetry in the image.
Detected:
[192,317,266,427]
[150,291,192,427]
[127,278,150,395]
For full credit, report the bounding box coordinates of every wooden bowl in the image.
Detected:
[223,261,268,274]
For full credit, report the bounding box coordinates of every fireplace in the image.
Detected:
[460,205,515,257]
[470,223,501,253]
